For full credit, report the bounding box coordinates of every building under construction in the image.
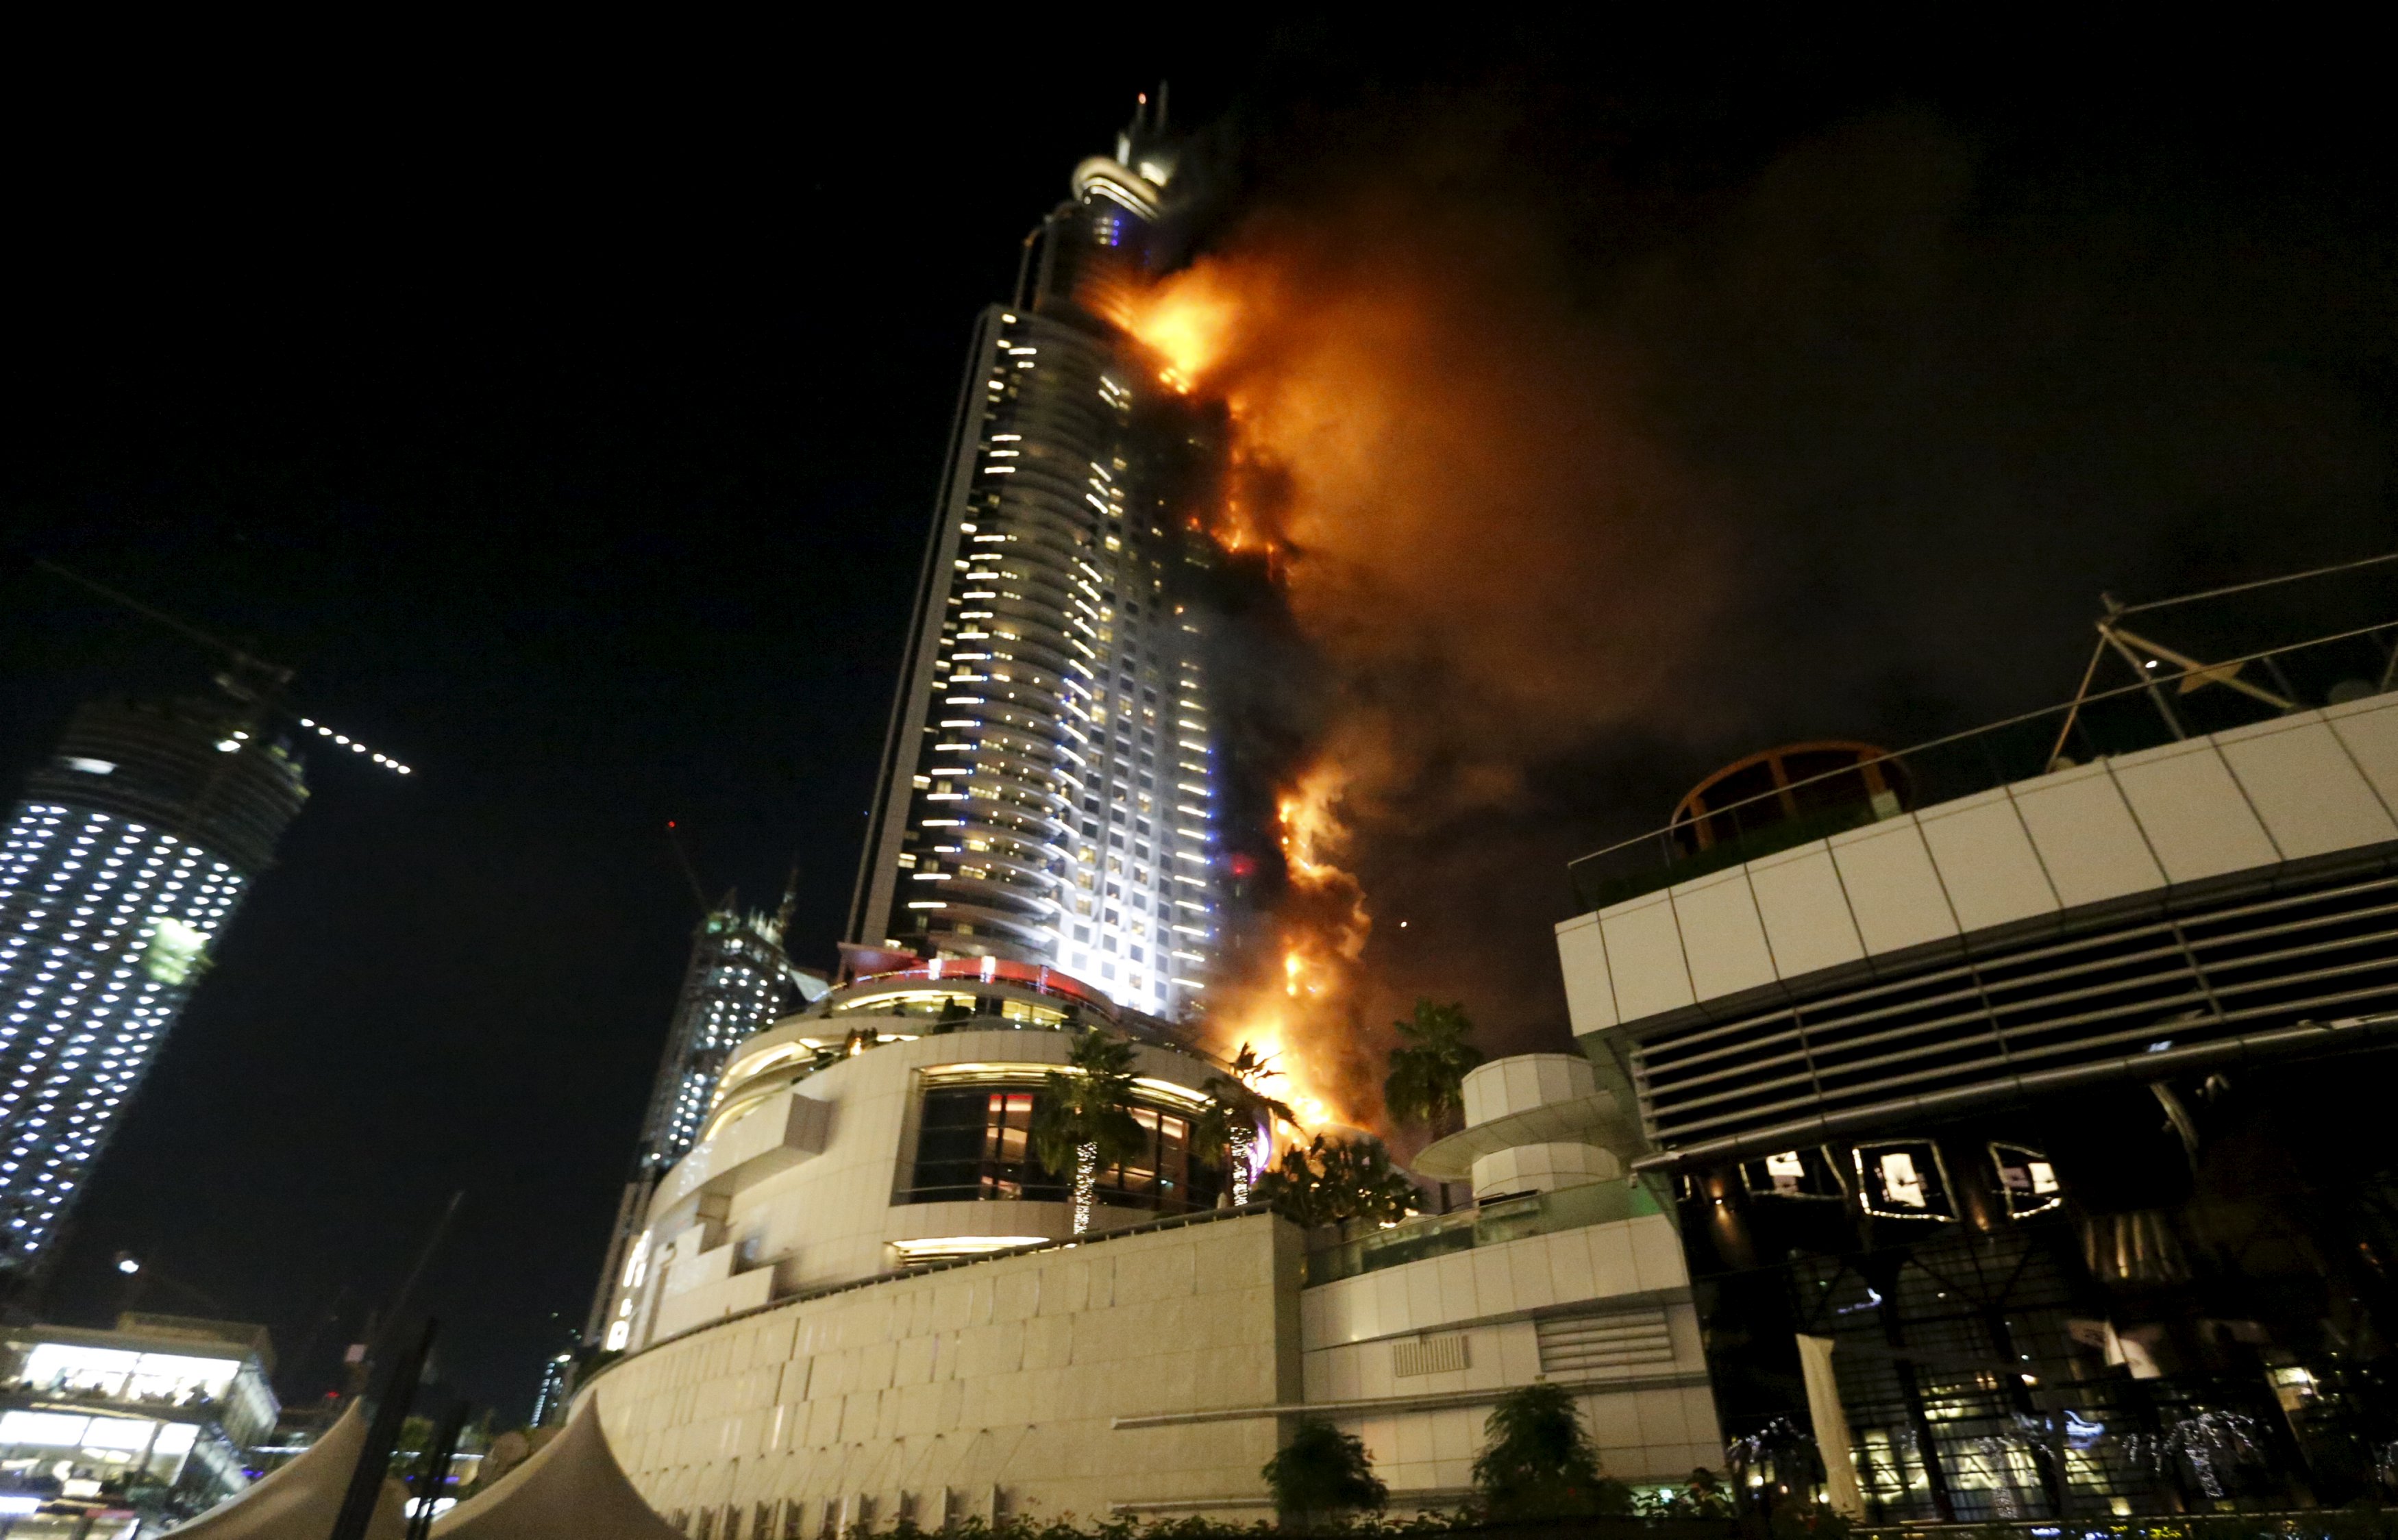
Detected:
[583,896,822,1352]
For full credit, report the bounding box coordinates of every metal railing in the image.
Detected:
[1304,1176,1672,1287]
[1568,620,2398,915]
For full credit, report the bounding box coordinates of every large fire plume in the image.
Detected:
[1133,184,1726,1135]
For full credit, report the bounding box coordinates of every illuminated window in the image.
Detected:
[909,1088,1059,1203]
[906,1088,1218,1213]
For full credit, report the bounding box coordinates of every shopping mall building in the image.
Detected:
[578,565,2398,1530]
[583,956,1716,1532]
[0,1313,277,1519]
[1559,621,2398,1519]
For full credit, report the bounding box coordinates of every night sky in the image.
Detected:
[3,29,2395,1417]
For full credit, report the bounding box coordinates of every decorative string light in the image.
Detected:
[296,719,412,775]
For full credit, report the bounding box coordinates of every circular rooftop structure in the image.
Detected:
[1668,739,1910,856]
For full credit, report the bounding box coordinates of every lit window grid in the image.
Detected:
[0,801,248,1261]
[636,925,787,1173]
[896,314,1222,1017]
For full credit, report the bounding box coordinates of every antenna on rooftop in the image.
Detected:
[775,856,800,936]
[663,821,711,914]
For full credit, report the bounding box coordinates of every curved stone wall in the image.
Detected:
[591,1209,1300,1532]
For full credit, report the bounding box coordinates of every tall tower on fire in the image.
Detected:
[0,690,309,1278]
[847,95,1228,1020]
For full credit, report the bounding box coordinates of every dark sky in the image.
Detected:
[3,27,2395,1416]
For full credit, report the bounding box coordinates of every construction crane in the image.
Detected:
[35,558,415,779]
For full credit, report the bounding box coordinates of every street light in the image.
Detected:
[114,1252,141,1276]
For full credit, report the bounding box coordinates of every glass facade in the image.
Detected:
[0,697,306,1276]
[635,909,791,1179]
[1,1321,278,1521]
[586,904,793,1348]
[848,109,1226,1023]
[906,1085,1220,1215]
[1643,858,2398,1519]
[911,1088,1056,1204]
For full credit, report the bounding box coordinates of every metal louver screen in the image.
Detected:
[1535,1306,1674,1374]
[1392,1334,1470,1377]
[1631,867,2398,1153]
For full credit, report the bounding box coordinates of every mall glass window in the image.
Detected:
[910,1087,1064,1203]
[908,1089,1221,1213]
[1095,1105,1221,1213]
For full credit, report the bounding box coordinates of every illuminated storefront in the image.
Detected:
[0,1317,276,1518]
[1562,658,2398,1517]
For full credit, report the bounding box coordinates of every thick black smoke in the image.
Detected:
[1160,36,2398,1093]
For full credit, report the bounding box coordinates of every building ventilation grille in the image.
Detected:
[1631,865,2398,1153]
[1392,1334,1470,1377]
[1535,1306,1674,1375]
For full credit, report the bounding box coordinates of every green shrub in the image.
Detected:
[1470,1384,1632,1519]
[1263,1419,1388,1528]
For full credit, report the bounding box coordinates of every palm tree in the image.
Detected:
[1383,998,1483,1134]
[1031,1028,1145,1234]
[1254,1134,1422,1228]
[1472,1383,1632,1519]
[1263,1418,1387,1528]
[1193,1043,1298,1206]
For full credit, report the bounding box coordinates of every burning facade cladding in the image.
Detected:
[848,103,1225,1019]
[0,698,306,1276]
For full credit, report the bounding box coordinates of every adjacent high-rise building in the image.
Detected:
[0,694,308,1277]
[582,898,808,1348]
[846,99,1228,1021]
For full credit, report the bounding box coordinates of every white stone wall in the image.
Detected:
[592,1210,1302,1528]
[616,1030,1222,1352]
[1460,1055,1594,1126]
[1558,694,2398,1036]
[1469,1143,1619,1199]
[1297,1212,1721,1499]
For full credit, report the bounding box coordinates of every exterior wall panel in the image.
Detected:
[1916,788,2058,934]
[1827,818,1959,956]
[1598,893,1694,1023]
[1669,867,1779,1002]
[2214,713,2398,858]
[2110,736,2282,880]
[2009,760,2166,908]
[1553,912,1618,1035]
[595,1215,1300,1524]
[1747,843,1867,978]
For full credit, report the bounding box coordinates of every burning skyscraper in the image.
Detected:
[0,693,309,1280]
[845,95,1229,1021]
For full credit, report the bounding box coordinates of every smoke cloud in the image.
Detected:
[1135,166,1729,1124]
[1141,72,2398,1132]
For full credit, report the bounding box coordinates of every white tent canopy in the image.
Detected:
[165,1399,406,1540]
[431,1391,682,1540]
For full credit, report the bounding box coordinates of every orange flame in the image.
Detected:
[1120,185,1729,1143]
[1130,266,1390,1134]
[1194,754,1376,1134]
[1137,276,1241,394]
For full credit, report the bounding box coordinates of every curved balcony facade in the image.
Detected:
[848,151,1224,1022]
[589,970,1237,1357]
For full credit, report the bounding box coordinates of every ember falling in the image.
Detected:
[1131,188,1727,1137]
